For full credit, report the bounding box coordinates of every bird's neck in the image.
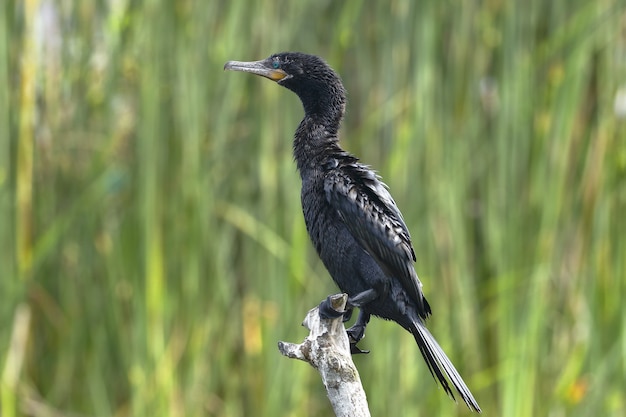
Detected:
[289,78,346,132]
[293,114,344,177]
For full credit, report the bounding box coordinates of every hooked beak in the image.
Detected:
[224,59,289,81]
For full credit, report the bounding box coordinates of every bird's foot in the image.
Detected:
[318,294,371,354]
[346,323,369,354]
[346,323,366,343]
[318,295,347,319]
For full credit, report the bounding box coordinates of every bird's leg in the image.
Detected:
[346,309,371,354]
[345,289,378,354]
[346,309,370,341]
[346,288,378,308]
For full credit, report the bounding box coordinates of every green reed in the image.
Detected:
[1,0,624,416]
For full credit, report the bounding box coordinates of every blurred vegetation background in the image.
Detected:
[1,0,626,416]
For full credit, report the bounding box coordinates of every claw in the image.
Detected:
[350,342,370,354]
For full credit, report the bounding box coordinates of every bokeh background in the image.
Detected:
[2,0,626,416]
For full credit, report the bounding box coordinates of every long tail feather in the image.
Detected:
[410,320,481,412]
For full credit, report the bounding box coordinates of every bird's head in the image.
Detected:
[225,52,346,123]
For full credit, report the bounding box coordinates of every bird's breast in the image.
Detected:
[299,175,371,291]
[300,177,338,255]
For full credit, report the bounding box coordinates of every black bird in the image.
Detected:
[225,52,481,412]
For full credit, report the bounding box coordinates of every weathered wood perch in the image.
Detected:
[278,293,371,417]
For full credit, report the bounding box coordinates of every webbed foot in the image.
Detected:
[347,323,369,354]
[318,295,346,319]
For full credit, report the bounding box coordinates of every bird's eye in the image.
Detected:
[272,60,280,69]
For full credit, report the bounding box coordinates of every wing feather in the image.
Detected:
[324,159,429,316]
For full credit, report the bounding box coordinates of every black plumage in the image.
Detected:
[225,52,481,412]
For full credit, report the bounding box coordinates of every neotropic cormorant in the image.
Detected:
[225,52,481,412]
